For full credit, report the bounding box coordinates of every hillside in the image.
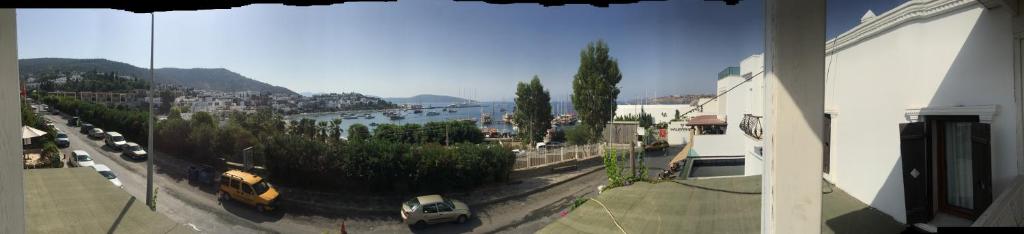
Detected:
[19,58,297,95]
[386,94,472,104]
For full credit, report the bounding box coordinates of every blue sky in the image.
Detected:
[16,0,904,101]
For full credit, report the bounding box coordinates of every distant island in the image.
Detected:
[385,94,474,104]
[19,58,298,95]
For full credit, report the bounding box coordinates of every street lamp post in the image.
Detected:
[146,12,155,210]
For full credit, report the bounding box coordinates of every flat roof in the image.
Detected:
[540,175,905,233]
[25,168,195,234]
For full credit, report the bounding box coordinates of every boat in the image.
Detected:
[390,115,405,120]
[502,112,515,124]
[448,108,457,113]
[460,118,477,124]
[364,115,375,119]
[500,108,506,112]
[413,109,423,114]
[480,113,492,125]
[369,123,379,126]
[426,112,440,116]
[343,115,358,120]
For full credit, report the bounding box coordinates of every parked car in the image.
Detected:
[103,132,127,150]
[68,117,80,127]
[55,131,70,148]
[401,195,471,227]
[218,170,280,212]
[90,164,123,188]
[70,150,95,168]
[536,141,563,150]
[122,142,147,160]
[88,128,105,139]
[79,123,94,134]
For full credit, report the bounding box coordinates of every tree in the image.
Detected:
[348,124,370,142]
[674,109,681,121]
[571,40,622,142]
[513,76,553,144]
[158,90,177,115]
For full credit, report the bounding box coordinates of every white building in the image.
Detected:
[823,0,1023,227]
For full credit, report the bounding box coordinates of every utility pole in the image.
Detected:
[146,13,155,210]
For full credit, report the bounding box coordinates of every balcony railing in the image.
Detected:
[740,114,763,140]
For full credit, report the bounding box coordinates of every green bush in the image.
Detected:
[565,125,595,145]
[42,142,62,168]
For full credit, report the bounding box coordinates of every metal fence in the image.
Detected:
[512,143,636,170]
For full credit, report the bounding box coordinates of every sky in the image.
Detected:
[16,0,904,102]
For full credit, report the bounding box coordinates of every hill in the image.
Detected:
[386,94,472,104]
[19,58,297,95]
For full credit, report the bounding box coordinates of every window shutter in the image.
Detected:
[823,114,831,173]
[899,122,932,223]
[969,122,993,218]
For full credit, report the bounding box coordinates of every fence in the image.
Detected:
[512,143,636,170]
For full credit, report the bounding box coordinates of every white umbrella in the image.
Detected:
[22,126,47,145]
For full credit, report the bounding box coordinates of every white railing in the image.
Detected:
[513,144,608,170]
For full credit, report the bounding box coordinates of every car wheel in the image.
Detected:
[414,220,427,229]
[257,205,266,213]
[456,215,467,224]
[218,192,229,201]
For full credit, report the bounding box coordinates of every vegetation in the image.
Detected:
[155,109,514,193]
[43,142,62,168]
[564,125,595,146]
[614,111,654,129]
[571,40,622,142]
[31,70,147,92]
[347,124,370,142]
[513,76,553,144]
[372,121,483,145]
[603,147,625,188]
[42,95,148,146]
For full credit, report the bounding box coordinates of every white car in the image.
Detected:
[401,195,471,227]
[70,150,95,168]
[88,128,105,139]
[104,132,127,150]
[90,164,123,188]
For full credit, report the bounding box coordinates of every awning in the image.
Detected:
[22,126,47,139]
[685,115,726,126]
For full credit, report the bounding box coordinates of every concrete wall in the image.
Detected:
[665,121,689,146]
[690,134,743,157]
[825,3,1018,224]
[0,9,24,233]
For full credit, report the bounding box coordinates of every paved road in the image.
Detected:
[44,113,610,234]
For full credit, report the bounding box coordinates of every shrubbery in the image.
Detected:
[42,95,148,146]
[155,109,515,193]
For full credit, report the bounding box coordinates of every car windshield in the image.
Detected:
[76,155,91,161]
[252,181,271,195]
[98,171,116,180]
[111,136,124,142]
[56,133,67,138]
[404,198,420,211]
[128,145,142,151]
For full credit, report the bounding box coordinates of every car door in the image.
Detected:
[241,183,257,206]
[422,203,440,224]
[436,202,455,222]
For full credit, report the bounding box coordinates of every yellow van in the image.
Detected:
[218,170,280,212]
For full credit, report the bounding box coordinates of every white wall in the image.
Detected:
[665,121,689,146]
[690,134,743,157]
[826,4,1018,224]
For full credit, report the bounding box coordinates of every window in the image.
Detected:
[242,184,254,195]
[823,114,831,173]
[437,202,454,212]
[220,176,230,187]
[423,204,438,214]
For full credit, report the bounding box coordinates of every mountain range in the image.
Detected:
[385,94,473,104]
[19,58,298,95]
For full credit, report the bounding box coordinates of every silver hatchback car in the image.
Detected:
[401,195,471,227]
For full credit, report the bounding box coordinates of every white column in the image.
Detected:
[0,8,25,233]
[762,0,826,233]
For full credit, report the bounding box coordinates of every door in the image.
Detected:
[823,114,831,173]
[436,202,455,222]
[422,203,440,224]
[899,122,932,223]
[936,121,992,219]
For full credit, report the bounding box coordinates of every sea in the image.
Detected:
[286,101,577,138]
